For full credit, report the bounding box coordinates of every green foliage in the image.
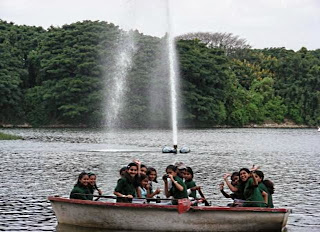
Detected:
[0,19,319,127]
[177,40,230,125]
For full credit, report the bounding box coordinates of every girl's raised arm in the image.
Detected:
[223,173,238,192]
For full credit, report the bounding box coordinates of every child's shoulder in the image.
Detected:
[185,180,196,188]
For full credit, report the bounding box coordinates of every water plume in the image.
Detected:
[104,30,137,129]
[166,0,179,147]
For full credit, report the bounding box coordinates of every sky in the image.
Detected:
[0,0,319,50]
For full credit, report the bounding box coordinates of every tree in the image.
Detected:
[176,32,251,57]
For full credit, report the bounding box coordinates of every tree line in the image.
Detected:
[0,20,319,128]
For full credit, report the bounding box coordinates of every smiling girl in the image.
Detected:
[114,162,138,202]
[70,172,91,200]
[146,167,161,198]
[88,173,102,200]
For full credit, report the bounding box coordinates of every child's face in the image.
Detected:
[253,173,262,183]
[148,171,157,181]
[141,178,149,187]
[120,170,126,177]
[184,172,192,181]
[80,175,89,186]
[166,169,177,177]
[89,175,96,186]
[127,166,138,177]
[140,167,147,175]
[240,170,249,182]
[178,169,186,179]
[231,176,239,185]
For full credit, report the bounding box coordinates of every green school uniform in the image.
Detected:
[114,177,136,202]
[235,182,245,200]
[170,176,188,204]
[243,178,266,207]
[185,180,197,199]
[70,185,91,200]
[259,182,274,208]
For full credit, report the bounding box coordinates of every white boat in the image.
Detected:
[49,196,291,232]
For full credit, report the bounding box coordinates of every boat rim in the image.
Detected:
[48,196,291,213]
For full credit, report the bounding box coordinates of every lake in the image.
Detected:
[0,128,319,231]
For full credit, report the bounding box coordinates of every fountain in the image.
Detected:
[162,0,190,154]
[103,0,189,153]
[104,31,137,129]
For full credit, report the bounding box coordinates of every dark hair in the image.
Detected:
[239,168,250,174]
[231,172,239,180]
[123,163,138,184]
[141,164,147,169]
[255,170,264,181]
[186,167,194,179]
[76,172,88,186]
[119,166,127,175]
[166,164,177,172]
[127,162,138,169]
[239,168,250,183]
[263,179,274,194]
[147,167,158,183]
[88,172,99,189]
[139,174,148,183]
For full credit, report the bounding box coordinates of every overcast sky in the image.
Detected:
[1,0,319,50]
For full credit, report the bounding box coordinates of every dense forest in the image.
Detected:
[0,20,319,128]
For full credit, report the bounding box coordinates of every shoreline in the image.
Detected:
[0,123,314,129]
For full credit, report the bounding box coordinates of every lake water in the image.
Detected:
[0,128,319,231]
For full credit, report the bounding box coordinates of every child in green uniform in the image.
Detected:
[163,165,188,205]
[88,173,102,200]
[224,169,248,201]
[184,167,198,199]
[220,172,241,199]
[243,169,267,208]
[255,171,274,208]
[70,172,91,200]
[114,162,138,203]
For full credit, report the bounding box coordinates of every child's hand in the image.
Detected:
[162,174,168,182]
[126,195,133,198]
[223,173,231,180]
[155,188,161,194]
[133,159,141,165]
[219,182,224,190]
[250,165,260,171]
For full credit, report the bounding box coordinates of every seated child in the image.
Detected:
[70,172,91,200]
[88,173,102,200]
[146,167,161,198]
[114,162,138,203]
[163,165,188,205]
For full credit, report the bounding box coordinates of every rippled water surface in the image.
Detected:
[0,128,319,231]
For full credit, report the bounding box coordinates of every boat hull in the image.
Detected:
[49,197,290,232]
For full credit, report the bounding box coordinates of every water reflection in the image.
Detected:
[0,128,320,231]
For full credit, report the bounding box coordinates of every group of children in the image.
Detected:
[220,166,274,208]
[113,161,200,205]
[70,162,274,208]
[70,172,102,200]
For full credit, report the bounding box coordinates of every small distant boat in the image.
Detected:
[49,196,291,232]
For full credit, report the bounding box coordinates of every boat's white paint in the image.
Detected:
[49,197,290,232]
